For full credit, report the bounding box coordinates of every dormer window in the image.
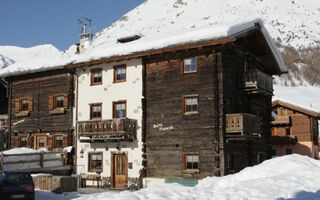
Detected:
[117,35,141,43]
[91,69,102,85]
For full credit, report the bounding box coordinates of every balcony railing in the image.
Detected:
[243,69,273,94]
[226,113,261,135]
[271,116,290,125]
[77,118,137,142]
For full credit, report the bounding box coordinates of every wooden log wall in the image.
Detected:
[144,48,220,179]
[272,105,318,144]
[222,49,272,173]
[9,71,74,149]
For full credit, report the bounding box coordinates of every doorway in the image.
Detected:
[111,152,128,189]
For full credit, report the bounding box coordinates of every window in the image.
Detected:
[54,135,63,148]
[89,153,103,172]
[21,99,29,111]
[38,138,45,148]
[91,69,102,85]
[183,153,199,172]
[49,94,68,114]
[271,149,277,157]
[183,95,198,114]
[90,103,102,119]
[14,97,33,117]
[114,65,126,82]
[285,127,290,136]
[113,101,126,118]
[184,57,197,73]
[278,107,287,116]
[55,96,64,108]
[285,149,292,155]
[20,136,27,147]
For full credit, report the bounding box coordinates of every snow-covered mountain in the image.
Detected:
[95,0,320,49]
[1,0,319,85]
[93,0,320,86]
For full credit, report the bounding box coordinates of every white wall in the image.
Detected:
[75,59,143,179]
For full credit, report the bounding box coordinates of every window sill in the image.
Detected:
[88,169,103,173]
[183,71,197,74]
[113,80,126,83]
[183,111,199,116]
[90,117,102,121]
[90,83,102,86]
[49,107,65,115]
[183,169,200,174]
[15,111,29,117]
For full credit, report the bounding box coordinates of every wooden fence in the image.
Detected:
[0,151,68,172]
[32,175,77,193]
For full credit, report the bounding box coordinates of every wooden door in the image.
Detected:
[112,153,128,189]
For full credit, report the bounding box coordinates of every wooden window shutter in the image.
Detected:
[48,135,53,149]
[49,95,54,111]
[63,135,68,147]
[27,136,32,148]
[14,136,20,147]
[28,97,33,111]
[63,94,68,108]
[14,99,20,113]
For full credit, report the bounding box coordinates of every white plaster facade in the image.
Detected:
[75,59,143,186]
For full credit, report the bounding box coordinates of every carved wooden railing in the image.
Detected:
[244,69,273,94]
[226,113,261,135]
[77,118,137,142]
[271,116,290,125]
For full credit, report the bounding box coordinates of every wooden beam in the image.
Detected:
[66,38,236,69]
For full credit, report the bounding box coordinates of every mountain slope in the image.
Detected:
[95,0,320,49]
[93,0,320,86]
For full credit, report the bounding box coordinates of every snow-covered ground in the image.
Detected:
[36,154,320,200]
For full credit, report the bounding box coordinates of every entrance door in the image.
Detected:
[112,153,128,189]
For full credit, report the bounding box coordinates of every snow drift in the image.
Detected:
[37,154,320,200]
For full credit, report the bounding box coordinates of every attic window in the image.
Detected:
[117,35,141,43]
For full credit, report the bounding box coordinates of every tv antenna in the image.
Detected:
[78,15,93,40]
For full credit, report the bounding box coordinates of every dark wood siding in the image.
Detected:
[144,49,220,179]
[222,49,272,172]
[9,71,74,150]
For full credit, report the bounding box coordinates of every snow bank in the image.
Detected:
[37,154,320,200]
[2,147,39,155]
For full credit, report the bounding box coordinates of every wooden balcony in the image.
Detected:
[78,118,137,142]
[243,69,273,94]
[226,113,261,135]
[271,116,290,125]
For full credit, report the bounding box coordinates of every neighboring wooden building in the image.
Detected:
[271,100,319,159]
[6,69,74,152]
[143,31,286,183]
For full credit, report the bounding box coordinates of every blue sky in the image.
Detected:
[0,0,145,50]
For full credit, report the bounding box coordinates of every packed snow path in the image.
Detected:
[36,154,320,200]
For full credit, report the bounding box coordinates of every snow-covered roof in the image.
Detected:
[0,19,286,77]
[273,85,320,115]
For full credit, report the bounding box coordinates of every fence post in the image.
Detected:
[40,152,44,168]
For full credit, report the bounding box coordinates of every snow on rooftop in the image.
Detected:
[0,19,286,77]
[36,154,320,200]
[273,85,320,114]
[1,147,49,155]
